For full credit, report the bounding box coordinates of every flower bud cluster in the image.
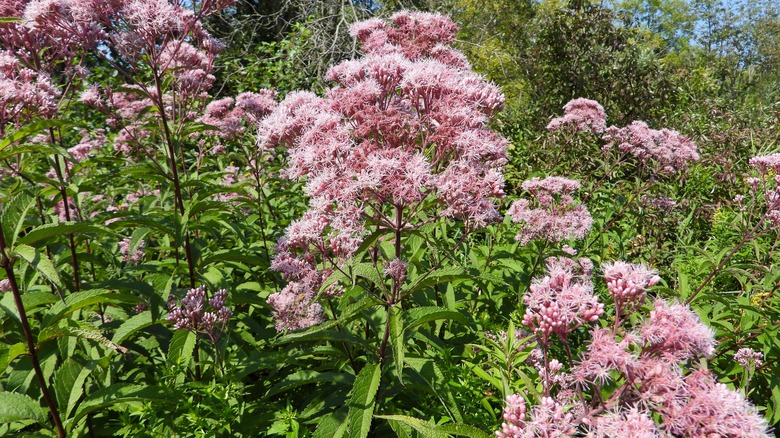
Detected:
[383,258,408,285]
[741,153,780,228]
[167,286,232,342]
[522,257,603,344]
[118,237,145,265]
[734,347,764,369]
[602,261,660,316]
[496,394,526,438]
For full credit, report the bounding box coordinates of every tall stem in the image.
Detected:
[378,204,404,363]
[152,68,200,380]
[49,129,80,291]
[152,69,196,289]
[0,220,65,438]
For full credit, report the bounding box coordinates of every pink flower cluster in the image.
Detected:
[0,50,60,133]
[602,261,660,317]
[574,301,766,436]
[507,176,592,245]
[741,153,780,227]
[167,286,232,343]
[267,247,326,331]
[498,259,770,437]
[497,395,575,438]
[734,347,764,369]
[198,91,277,153]
[118,237,145,265]
[602,120,699,174]
[522,257,603,345]
[264,12,508,331]
[586,408,657,438]
[68,129,105,162]
[546,98,607,134]
[0,279,10,292]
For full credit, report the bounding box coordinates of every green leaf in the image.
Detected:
[374,415,490,438]
[277,297,378,343]
[407,266,469,294]
[53,358,96,419]
[38,320,128,354]
[1,191,36,249]
[12,244,62,288]
[111,311,155,344]
[66,384,168,431]
[0,343,26,373]
[18,222,116,246]
[0,17,23,24]
[266,371,355,397]
[347,363,381,438]
[389,305,404,382]
[42,289,135,327]
[0,392,46,424]
[0,119,66,152]
[352,262,386,290]
[200,249,265,267]
[166,330,196,368]
[312,406,349,438]
[405,307,468,332]
[375,415,446,438]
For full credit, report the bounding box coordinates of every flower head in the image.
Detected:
[264,12,507,331]
[167,286,232,342]
[602,121,699,174]
[508,176,592,244]
[602,261,660,316]
[547,98,607,134]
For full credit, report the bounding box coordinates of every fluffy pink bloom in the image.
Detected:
[78,85,103,109]
[264,12,507,331]
[507,176,592,244]
[602,121,699,174]
[587,407,658,438]
[640,299,715,361]
[0,52,60,133]
[266,272,325,332]
[749,153,780,175]
[669,369,771,437]
[522,257,603,344]
[574,328,638,385]
[547,98,607,134]
[67,129,105,161]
